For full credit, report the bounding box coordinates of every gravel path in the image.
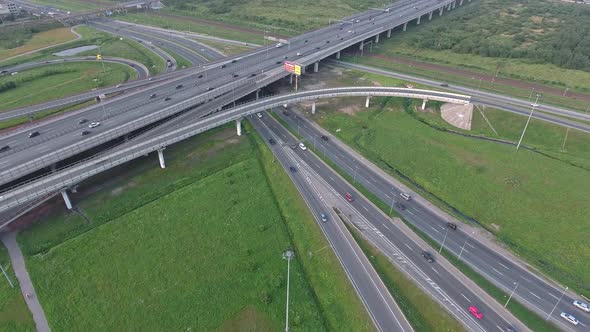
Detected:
[1,232,51,332]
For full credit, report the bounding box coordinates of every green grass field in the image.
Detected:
[28,0,111,12]
[0,62,135,111]
[0,27,77,61]
[300,69,590,297]
[0,245,35,332]
[192,38,253,56]
[18,125,373,330]
[117,12,265,45]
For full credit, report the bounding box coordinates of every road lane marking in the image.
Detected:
[548,293,559,300]
[406,210,414,216]
[384,193,391,199]
[362,206,369,212]
[492,267,504,276]
[529,291,541,300]
[383,224,391,231]
[466,242,475,249]
[496,325,504,332]
[430,226,440,234]
[329,176,335,181]
[370,177,377,182]
[431,267,440,276]
[461,293,471,302]
[404,243,412,251]
[498,262,509,269]
[520,276,532,283]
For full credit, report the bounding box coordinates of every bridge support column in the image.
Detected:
[452,1,456,9]
[61,190,73,210]
[417,15,421,25]
[157,148,166,169]
[336,51,341,59]
[460,0,464,5]
[429,11,433,20]
[289,74,293,85]
[421,99,427,110]
[314,61,319,73]
[236,118,242,136]
[439,7,444,16]
[359,42,364,51]
[311,102,316,115]
[447,3,452,11]
[402,22,407,31]
[256,89,260,100]
[365,96,371,108]
[375,33,380,43]
[387,29,392,38]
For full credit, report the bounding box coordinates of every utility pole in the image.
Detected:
[504,282,518,307]
[283,249,295,332]
[516,94,540,150]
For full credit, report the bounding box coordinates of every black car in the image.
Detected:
[231,59,237,63]
[440,83,449,87]
[394,202,407,211]
[446,222,457,230]
[28,131,40,138]
[249,73,257,77]
[304,39,308,43]
[198,74,203,79]
[0,145,9,153]
[221,64,226,68]
[326,40,330,43]
[164,97,171,101]
[320,135,328,141]
[283,110,290,116]
[206,87,214,91]
[289,166,297,173]
[81,131,90,136]
[232,73,239,78]
[289,144,297,149]
[276,61,282,64]
[421,252,435,263]
[78,118,88,125]
[176,84,183,89]
[150,93,157,99]
[269,138,276,145]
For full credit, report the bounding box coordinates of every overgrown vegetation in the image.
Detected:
[0,245,35,331]
[0,21,63,50]
[406,0,590,71]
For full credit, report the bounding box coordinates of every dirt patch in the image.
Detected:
[491,223,501,231]
[111,180,137,196]
[530,16,544,24]
[218,305,274,332]
[340,104,363,115]
[440,103,473,130]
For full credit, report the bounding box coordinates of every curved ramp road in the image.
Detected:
[0,56,149,79]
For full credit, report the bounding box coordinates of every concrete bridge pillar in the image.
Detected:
[61,190,73,210]
[336,51,341,59]
[387,29,392,38]
[429,11,433,20]
[359,41,364,51]
[365,96,371,108]
[417,15,421,25]
[236,118,242,136]
[311,101,316,114]
[157,148,166,169]
[256,89,260,100]
[447,3,452,10]
[375,33,380,43]
[314,61,319,73]
[460,0,464,5]
[289,74,293,85]
[421,99,427,110]
[439,7,444,16]
[452,1,456,9]
[402,22,408,31]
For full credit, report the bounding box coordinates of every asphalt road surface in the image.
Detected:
[255,112,526,332]
[274,107,589,332]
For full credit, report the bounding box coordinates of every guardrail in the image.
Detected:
[0,86,470,213]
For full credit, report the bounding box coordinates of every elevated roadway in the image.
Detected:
[0,86,470,212]
[0,0,464,184]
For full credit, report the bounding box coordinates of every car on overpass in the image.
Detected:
[469,305,483,320]
[560,312,579,325]
[573,300,590,312]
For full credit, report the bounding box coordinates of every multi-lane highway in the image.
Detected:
[253,112,528,332]
[0,0,461,184]
[273,107,589,331]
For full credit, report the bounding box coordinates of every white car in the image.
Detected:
[299,142,307,151]
[256,112,263,118]
[400,192,412,201]
[573,300,590,312]
[276,43,283,48]
[88,122,101,128]
[560,312,579,325]
[296,52,302,56]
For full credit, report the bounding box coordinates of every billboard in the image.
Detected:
[283,61,301,76]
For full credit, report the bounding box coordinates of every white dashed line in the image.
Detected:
[431,267,440,276]
[520,276,532,283]
[548,293,559,300]
[383,224,391,231]
[430,226,440,234]
[404,243,412,251]
[496,325,504,332]
[529,292,541,300]
[461,293,471,302]
[492,268,504,276]
[406,210,415,216]
[498,262,509,269]
[329,176,335,181]
[362,206,369,212]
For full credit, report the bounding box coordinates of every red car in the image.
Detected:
[344,192,354,202]
[469,306,483,320]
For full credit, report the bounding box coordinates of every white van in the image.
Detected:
[299,142,307,151]
[400,192,411,201]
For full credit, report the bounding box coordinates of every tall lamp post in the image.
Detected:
[283,249,295,332]
[516,93,540,151]
[504,282,518,307]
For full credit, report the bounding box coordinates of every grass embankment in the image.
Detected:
[344,222,465,332]
[0,27,77,61]
[0,100,95,131]
[116,12,266,45]
[0,245,35,332]
[18,125,372,330]
[193,38,253,56]
[0,62,135,111]
[246,121,373,331]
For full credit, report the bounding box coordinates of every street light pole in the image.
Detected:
[504,282,518,307]
[283,250,295,332]
[353,166,359,183]
[546,286,568,320]
[458,240,468,259]
[439,228,448,253]
[389,191,395,215]
[516,94,540,151]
